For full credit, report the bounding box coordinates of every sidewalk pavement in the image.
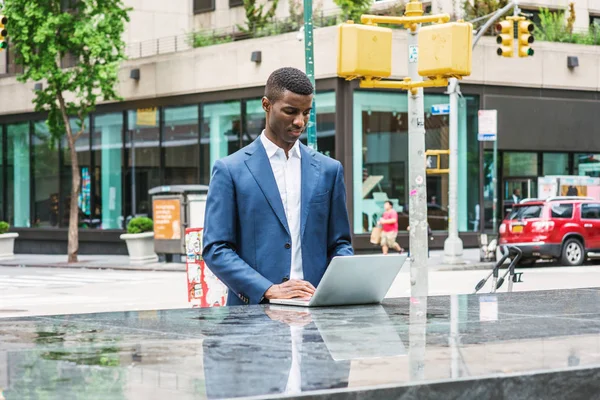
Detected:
[0,248,494,272]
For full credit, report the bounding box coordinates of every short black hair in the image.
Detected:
[385,200,393,207]
[265,67,314,102]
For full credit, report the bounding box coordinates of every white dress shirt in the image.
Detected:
[285,325,304,393]
[260,132,304,280]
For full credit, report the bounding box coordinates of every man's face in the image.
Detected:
[384,202,392,211]
[262,90,313,144]
[515,189,521,196]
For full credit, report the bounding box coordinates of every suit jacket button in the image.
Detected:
[282,276,289,282]
[285,243,291,249]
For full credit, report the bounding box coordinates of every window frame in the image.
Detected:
[193,0,216,14]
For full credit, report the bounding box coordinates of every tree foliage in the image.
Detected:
[462,0,509,33]
[5,0,130,141]
[334,0,373,23]
[239,0,280,33]
[3,0,130,262]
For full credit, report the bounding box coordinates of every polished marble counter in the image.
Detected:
[1,288,600,399]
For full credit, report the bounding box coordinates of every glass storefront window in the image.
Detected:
[32,121,60,228]
[464,96,481,232]
[61,118,92,228]
[164,105,199,185]
[483,150,494,231]
[503,152,538,177]
[202,101,241,173]
[244,99,265,147]
[93,113,123,229]
[126,109,160,217]
[543,153,569,175]
[0,129,3,222]
[6,123,30,227]
[353,91,477,234]
[574,154,600,177]
[244,92,337,159]
[304,92,336,159]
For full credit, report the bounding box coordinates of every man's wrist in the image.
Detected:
[264,284,276,300]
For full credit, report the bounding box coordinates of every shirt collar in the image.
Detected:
[260,131,302,159]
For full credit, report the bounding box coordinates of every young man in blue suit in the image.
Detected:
[202,67,354,306]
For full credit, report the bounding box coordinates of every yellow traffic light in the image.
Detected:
[417,22,473,79]
[0,16,7,51]
[495,20,513,57]
[517,20,534,57]
[337,22,392,80]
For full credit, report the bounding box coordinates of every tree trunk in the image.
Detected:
[67,133,81,263]
[57,93,80,263]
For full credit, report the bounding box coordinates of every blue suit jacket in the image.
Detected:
[202,138,354,306]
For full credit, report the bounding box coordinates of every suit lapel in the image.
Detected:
[300,144,321,239]
[244,139,290,235]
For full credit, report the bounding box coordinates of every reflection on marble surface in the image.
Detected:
[0,288,599,399]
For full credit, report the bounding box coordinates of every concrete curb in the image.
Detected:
[435,262,495,271]
[0,262,186,272]
[0,261,495,273]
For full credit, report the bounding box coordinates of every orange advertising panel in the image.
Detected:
[153,198,181,240]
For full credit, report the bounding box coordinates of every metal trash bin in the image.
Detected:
[149,185,209,259]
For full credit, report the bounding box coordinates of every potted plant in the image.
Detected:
[120,217,158,265]
[0,221,19,260]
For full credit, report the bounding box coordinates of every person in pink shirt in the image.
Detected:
[378,200,403,255]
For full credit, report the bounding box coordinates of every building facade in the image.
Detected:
[1,1,600,254]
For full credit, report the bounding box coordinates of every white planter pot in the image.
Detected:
[120,232,158,265]
[0,232,19,261]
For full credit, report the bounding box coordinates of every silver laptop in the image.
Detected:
[267,304,406,360]
[269,254,407,307]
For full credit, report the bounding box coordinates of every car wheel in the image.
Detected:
[561,238,584,266]
[518,258,537,267]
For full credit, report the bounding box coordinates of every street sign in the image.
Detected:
[431,104,450,115]
[409,45,418,63]
[478,109,497,141]
[478,133,497,141]
[426,155,438,169]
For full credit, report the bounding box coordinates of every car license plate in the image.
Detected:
[512,225,523,233]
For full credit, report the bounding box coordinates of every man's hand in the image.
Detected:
[265,308,313,327]
[264,279,316,300]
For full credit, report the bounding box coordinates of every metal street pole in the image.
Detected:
[445,2,517,259]
[444,77,463,264]
[493,137,498,233]
[407,5,429,298]
[131,130,136,217]
[303,0,317,150]
[465,2,516,235]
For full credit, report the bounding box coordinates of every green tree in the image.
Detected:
[462,0,509,33]
[4,0,131,262]
[239,0,280,33]
[334,0,373,23]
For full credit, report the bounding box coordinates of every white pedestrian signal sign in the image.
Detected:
[426,155,437,169]
[478,110,497,142]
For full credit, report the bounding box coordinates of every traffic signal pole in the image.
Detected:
[360,3,453,298]
[444,76,463,264]
[340,4,471,298]
[406,3,429,298]
[444,0,518,260]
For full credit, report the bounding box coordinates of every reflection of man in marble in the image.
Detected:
[202,307,351,399]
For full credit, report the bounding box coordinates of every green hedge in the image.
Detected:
[127,217,153,234]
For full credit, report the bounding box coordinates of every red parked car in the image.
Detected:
[499,196,600,266]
